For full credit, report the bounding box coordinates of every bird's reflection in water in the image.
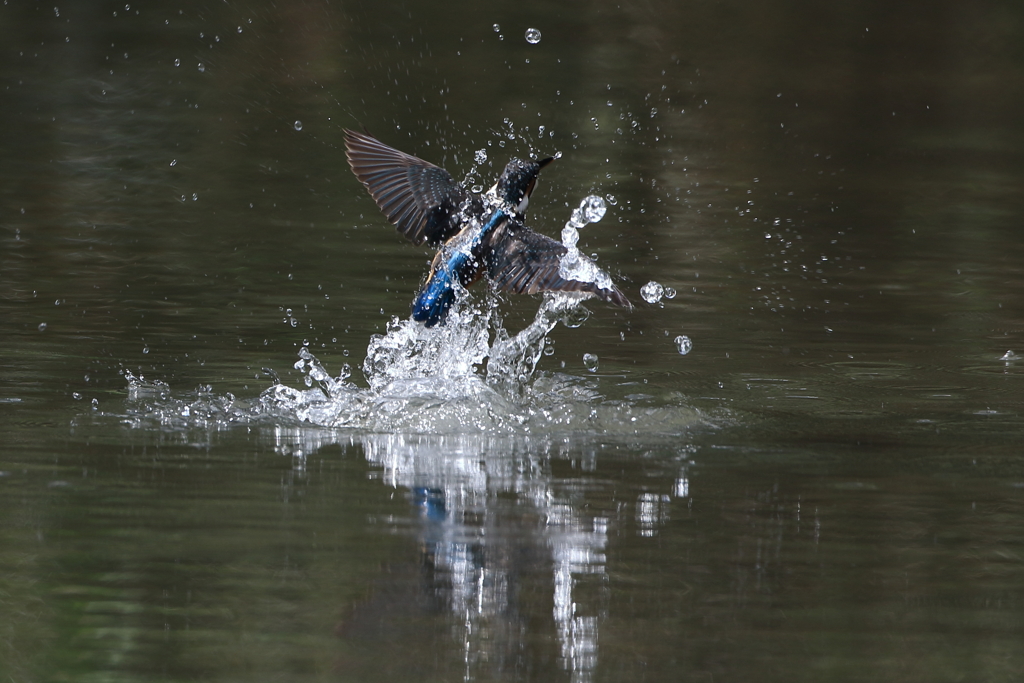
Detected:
[274,429,613,682]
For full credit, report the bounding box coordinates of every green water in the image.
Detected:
[2,1,1024,681]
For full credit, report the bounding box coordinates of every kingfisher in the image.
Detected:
[343,129,631,327]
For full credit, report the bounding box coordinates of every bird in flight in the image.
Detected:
[344,129,631,327]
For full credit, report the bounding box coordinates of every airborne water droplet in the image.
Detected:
[474,149,487,164]
[294,120,302,131]
[641,281,665,304]
[581,195,606,223]
[525,28,542,44]
[674,335,693,355]
[583,353,599,372]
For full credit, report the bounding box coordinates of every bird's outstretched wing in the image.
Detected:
[485,222,632,307]
[344,130,478,246]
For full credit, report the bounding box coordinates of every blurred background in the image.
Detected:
[2,1,1023,681]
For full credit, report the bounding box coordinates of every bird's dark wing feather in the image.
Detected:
[344,129,476,246]
[485,222,632,308]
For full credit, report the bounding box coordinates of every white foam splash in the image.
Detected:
[106,291,704,438]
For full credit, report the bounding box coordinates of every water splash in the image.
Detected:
[525,28,542,44]
[108,286,703,438]
[558,195,615,292]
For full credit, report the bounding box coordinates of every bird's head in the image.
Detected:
[490,156,555,214]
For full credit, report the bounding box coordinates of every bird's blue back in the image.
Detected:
[411,208,509,327]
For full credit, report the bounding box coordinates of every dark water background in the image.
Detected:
[2,1,1023,681]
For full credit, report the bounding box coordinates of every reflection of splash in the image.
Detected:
[550,505,607,682]
[273,429,616,683]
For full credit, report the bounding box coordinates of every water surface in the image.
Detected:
[2,1,1024,681]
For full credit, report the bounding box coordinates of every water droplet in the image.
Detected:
[525,27,542,44]
[474,149,487,164]
[1001,350,1017,361]
[675,335,693,355]
[169,159,177,166]
[605,194,618,206]
[664,287,677,299]
[581,195,606,223]
[237,26,243,33]
[641,281,664,304]
[294,120,302,131]
[142,346,150,354]
[558,305,590,329]
[471,184,483,193]
[493,23,501,32]
[174,58,180,66]
[37,322,47,331]
[72,392,82,400]
[583,353,599,372]
[197,62,205,72]
[191,193,198,201]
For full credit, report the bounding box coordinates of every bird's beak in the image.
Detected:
[538,156,555,169]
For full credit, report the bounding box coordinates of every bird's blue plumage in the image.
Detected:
[412,257,461,327]
[412,209,509,326]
